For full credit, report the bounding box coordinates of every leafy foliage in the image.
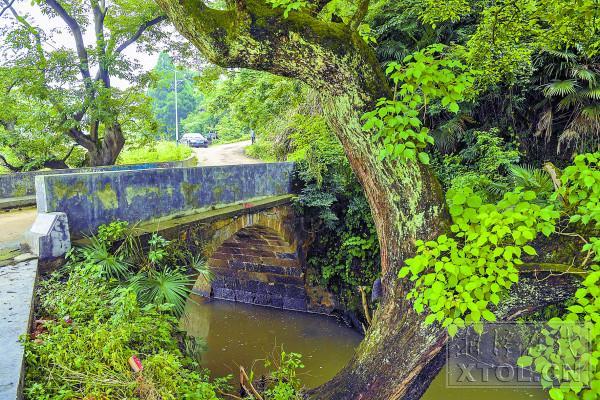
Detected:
[147,53,202,139]
[432,128,521,200]
[73,222,202,317]
[262,351,305,400]
[0,0,176,166]
[400,153,600,399]
[266,0,308,17]
[183,68,303,144]
[516,153,600,400]
[399,186,559,336]
[362,45,475,163]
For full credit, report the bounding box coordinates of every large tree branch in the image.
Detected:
[114,15,167,54]
[0,153,21,172]
[91,0,110,88]
[45,0,93,87]
[0,0,15,18]
[67,127,96,151]
[156,0,387,99]
[349,0,369,29]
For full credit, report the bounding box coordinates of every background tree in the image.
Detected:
[148,52,201,139]
[154,0,597,398]
[0,0,172,167]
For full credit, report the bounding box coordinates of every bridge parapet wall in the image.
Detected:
[34,162,295,238]
[0,156,197,201]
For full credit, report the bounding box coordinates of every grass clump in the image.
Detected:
[118,141,193,165]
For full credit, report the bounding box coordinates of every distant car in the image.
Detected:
[180,133,208,148]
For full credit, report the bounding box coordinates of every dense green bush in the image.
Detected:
[400,152,600,400]
[24,264,222,399]
[432,128,521,199]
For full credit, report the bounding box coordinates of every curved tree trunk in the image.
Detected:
[154,1,583,398]
[84,123,125,166]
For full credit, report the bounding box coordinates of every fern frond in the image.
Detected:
[542,48,577,62]
[508,164,554,197]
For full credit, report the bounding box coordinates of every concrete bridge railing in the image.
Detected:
[0,156,197,209]
[28,162,295,264]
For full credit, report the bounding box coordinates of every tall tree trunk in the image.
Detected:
[312,92,450,399]
[85,123,125,166]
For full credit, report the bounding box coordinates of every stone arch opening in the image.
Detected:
[203,224,307,311]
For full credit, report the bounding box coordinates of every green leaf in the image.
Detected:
[466,195,482,208]
[549,388,564,400]
[447,323,458,337]
[522,245,537,255]
[482,309,496,322]
[418,152,430,165]
[452,193,467,205]
[517,355,533,367]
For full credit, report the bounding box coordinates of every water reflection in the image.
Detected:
[180,295,362,388]
[181,294,547,399]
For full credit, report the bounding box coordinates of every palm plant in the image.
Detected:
[534,48,600,153]
[189,255,214,282]
[81,236,131,279]
[487,164,554,202]
[132,267,193,316]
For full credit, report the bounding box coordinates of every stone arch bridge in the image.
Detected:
[26,162,314,311]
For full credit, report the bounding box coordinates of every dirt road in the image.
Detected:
[0,207,37,245]
[194,140,261,166]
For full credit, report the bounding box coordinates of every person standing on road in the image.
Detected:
[250,128,256,144]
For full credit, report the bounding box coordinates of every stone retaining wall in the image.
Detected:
[0,155,197,200]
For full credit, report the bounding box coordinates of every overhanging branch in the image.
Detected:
[114,15,167,54]
[45,0,93,85]
[0,153,20,172]
[0,0,15,17]
[349,0,369,29]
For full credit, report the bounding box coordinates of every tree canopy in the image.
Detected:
[0,0,180,168]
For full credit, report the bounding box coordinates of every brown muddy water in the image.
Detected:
[180,295,546,399]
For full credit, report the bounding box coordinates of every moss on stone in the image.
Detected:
[96,183,118,209]
[53,181,88,204]
[212,186,224,202]
[124,186,172,205]
[12,183,28,197]
[181,182,201,207]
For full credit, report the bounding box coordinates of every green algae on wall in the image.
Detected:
[181,182,201,207]
[52,181,89,209]
[125,186,173,206]
[12,183,28,198]
[96,184,119,209]
[212,186,224,202]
